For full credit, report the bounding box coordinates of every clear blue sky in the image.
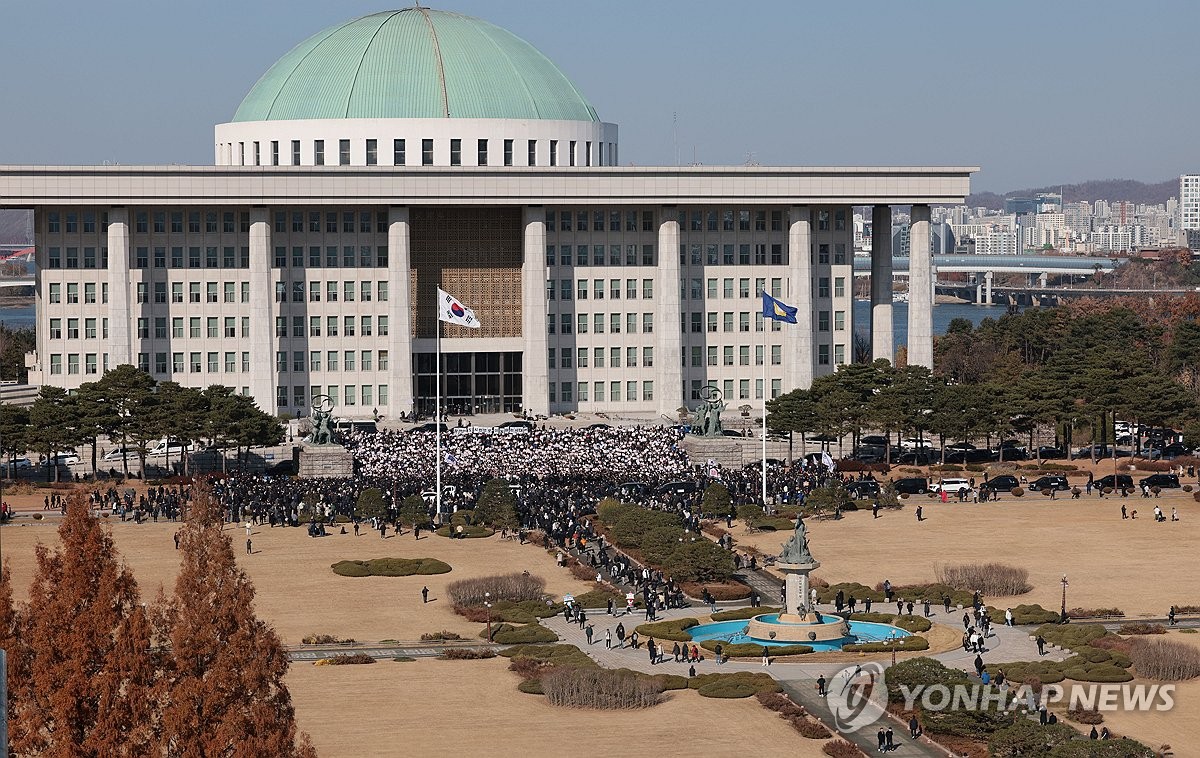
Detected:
[4,0,1197,192]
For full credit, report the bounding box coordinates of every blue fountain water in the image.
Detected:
[688,617,911,651]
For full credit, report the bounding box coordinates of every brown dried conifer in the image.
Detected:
[12,494,157,756]
[158,485,316,757]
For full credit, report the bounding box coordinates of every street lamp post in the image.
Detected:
[1060,575,1069,623]
[485,591,492,641]
[889,630,897,667]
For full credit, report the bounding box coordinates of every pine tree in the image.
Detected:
[159,486,315,757]
[0,562,27,745]
[12,494,158,756]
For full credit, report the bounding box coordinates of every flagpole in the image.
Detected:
[435,296,443,521]
[761,313,768,511]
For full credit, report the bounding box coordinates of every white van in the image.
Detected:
[930,478,971,496]
[103,446,137,462]
[146,439,192,457]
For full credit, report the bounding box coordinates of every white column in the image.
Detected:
[521,207,549,415]
[1039,272,1048,289]
[984,270,993,305]
[105,208,132,367]
[388,207,413,419]
[870,205,893,364]
[248,208,276,413]
[907,205,933,368]
[787,206,813,389]
[655,209,682,416]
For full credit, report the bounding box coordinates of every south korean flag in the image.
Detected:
[437,288,481,329]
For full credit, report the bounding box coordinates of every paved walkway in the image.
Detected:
[287,641,500,662]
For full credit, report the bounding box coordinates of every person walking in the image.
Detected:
[672,642,681,662]
[885,727,894,752]
[877,728,886,753]
[908,714,919,739]
[605,629,612,649]
[421,586,429,603]
[715,643,724,665]
[1121,504,1128,519]
[1036,635,1046,656]
[647,637,657,664]
[585,624,594,645]
[817,674,827,696]
[1169,606,1177,626]
[761,646,770,666]
[974,653,985,678]
[173,532,180,549]
[245,537,252,555]
[616,622,626,648]
[656,642,665,665]
[915,505,923,521]
[1005,608,1014,627]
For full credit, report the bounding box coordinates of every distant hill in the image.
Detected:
[965,179,1177,210]
[0,210,32,245]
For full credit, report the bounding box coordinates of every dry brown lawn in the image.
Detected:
[0,517,592,645]
[733,493,1199,617]
[288,656,830,758]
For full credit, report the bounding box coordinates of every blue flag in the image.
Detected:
[761,293,798,324]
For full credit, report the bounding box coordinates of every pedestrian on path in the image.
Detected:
[1036,635,1046,656]
[761,646,770,666]
[616,623,626,648]
[715,643,724,665]
[916,505,923,521]
[173,532,180,549]
[647,637,656,664]
[885,727,894,751]
[817,674,827,696]
[245,537,252,555]
[689,665,696,677]
[672,642,681,662]
[974,654,984,677]
[1005,608,1014,626]
[909,714,919,739]
[1169,606,1177,626]
[657,642,665,664]
[585,624,594,645]
[422,586,429,603]
[605,629,612,649]
[877,728,886,752]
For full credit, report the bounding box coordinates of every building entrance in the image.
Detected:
[413,351,523,416]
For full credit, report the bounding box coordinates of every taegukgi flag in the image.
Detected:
[437,288,481,328]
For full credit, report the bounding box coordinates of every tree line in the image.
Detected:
[0,364,283,481]
[768,303,1200,460]
[0,488,315,756]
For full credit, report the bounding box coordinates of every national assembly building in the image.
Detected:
[0,7,976,420]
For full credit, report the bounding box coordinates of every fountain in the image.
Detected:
[688,516,911,649]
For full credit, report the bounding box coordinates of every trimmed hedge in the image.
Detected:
[843,635,929,653]
[500,644,597,668]
[330,557,452,577]
[710,606,782,622]
[481,623,559,644]
[688,672,780,698]
[846,611,931,633]
[699,640,813,657]
[988,604,1060,626]
[987,660,1067,684]
[634,618,699,642]
[435,524,494,538]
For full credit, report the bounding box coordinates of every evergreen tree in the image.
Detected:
[472,478,518,530]
[12,495,157,756]
[158,487,315,758]
[399,495,428,535]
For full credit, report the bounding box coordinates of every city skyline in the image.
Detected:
[4,0,1197,192]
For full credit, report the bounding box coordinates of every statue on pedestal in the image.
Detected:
[689,385,727,438]
[305,394,337,445]
[780,516,814,565]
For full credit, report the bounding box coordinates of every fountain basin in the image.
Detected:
[688,615,912,651]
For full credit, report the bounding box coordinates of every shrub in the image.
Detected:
[330,557,452,577]
[482,623,559,644]
[1034,623,1109,651]
[893,616,933,633]
[354,487,387,520]
[574,588,624,610]
[320,653,376,666]
[302,634,356,645]
[473,478,519,529]
[1117,623,1166,635]
[500,644,597,669]
[608,506,683,548]
[439,648,496,660]
[541,668,664,709]
[987,661,1066,685]
[1010,486,1024,497]
[681,581,752,601]
[934,562,1032,596]
[434,524,493,538]
[688,671,779,695]
[665,539,736,583]
[419,630,463,641]
[447,573,547,607]
[1130,638,1200,680]
[641,525,688,566]
[517,678,544,694]
[989,721,1077,756]
[1046,739,1157,757]
[698,640,812,657]
[393,656,416,662]
[989,604,1060,625]
[711,606,782,621]
[635,618,698,642]
[700,483,733,517]
[793,718,831,739]
[843,635,928,653]
[596,498,624,524]
[1174,604,1200,614]
[750,516,794,531]
[885,657,968,704]
[849,612,898,623]
[1061,663,1133,683]
[1066,706,1104,725]
[756,690,806,718]
[457,599,559,624]
[823,739,865,758]
[1068,607,1124,619]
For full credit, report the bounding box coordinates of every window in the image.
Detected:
[327,316,338,337]
[190,352,201,372]
[153,353,166,374]
[171,318,182,338]
[627,347,638,367]
[422,139,434,165]
[707,346,717,366]
[314,140,325,165]
[378,350,389,370]
[365,139,377,165]
[723,312,734,332]
[207,318,218,338]
[723,346,734,366]
[84,283,96,304]
[344,350,355,371]
[189,317,200,338]
[378,316,388,336]
[528,139,537,165]
[49,283,60,304]
[834,311,846,331]
[67,319,80,339]
[361,281,372,302]
[291,140,301,165]
[343,281,355,302]
[189,283,200,303]
[834,277,846,298]
[362,316,373,336]
[271,140,279,166]
[225,317,237,338]
[549,140,558,166]
[450,138,461,166]
[503,139,513,166]
[818,277,830,298]
[69,354,82,375]
[327,351,339,371]
[642,279,653,299]
[345,316,356,337]
[378,281,389,301]
[68,283,79,304]
[834,344,846,365]
[818,344,831,365]
[477,138,488,166]
[771,345,782,365]
[50,354,62,374]
[171,352,183,373]
[393,139,405,165]
[642,313,653,333]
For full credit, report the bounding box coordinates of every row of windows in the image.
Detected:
[546,210,655,233]
[275,351,389,373]
[274,211,386,235]
[275,315,390,338]
[687,378,783,402]
[48,353,107,375]
[277,385,389,409]
[46,283,107,304]
[134,281,249,305]
[45,211,108,235]
[678,244,788,267]
[45,247,109,269]
[549,279,654,300]
[550,381,652,404]
[48,318,108,339]
[549,347,653,369]
[272,246,389,269]
[547,313,653,335]
[129,246,250,270]
[672,345,784,367]
[232,137,616,168]
[547,245,657,267]
[274,280,389,302]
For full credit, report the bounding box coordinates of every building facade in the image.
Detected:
[1,8,975,420]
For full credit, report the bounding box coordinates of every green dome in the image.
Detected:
[232,8,600,122]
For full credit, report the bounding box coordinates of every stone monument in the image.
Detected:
[689,385,727,438]
[297,394,354,477]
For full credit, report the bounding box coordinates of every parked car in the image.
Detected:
[1035,446,1067,460]
[896,450,935,466]
[1139,474,1181,489]
[944,449,993,464]
[655,480,698,495]
[2,457,32,473]
[103,446,138,462]
[147,439,193,457]
[945,442,977,452]
[48,452,80,466]
[845,480,881,499]
[994,447,1027,461]
[1030,475,1071,492]
[1093,474,1134,491]
[1159,443,1193,459]
[981,475,1020,493]
[892,477,929,495]
[500,420,536,430]
[410,422,449,434]
[265,459,296,476]
[860,435,888,447]
[931,478,972,496]
[851,447,886,464]
[900,438,934,451]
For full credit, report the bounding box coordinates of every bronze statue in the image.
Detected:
[780,516,814,564]
[689,385,726,438]
[305,394,337,445]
